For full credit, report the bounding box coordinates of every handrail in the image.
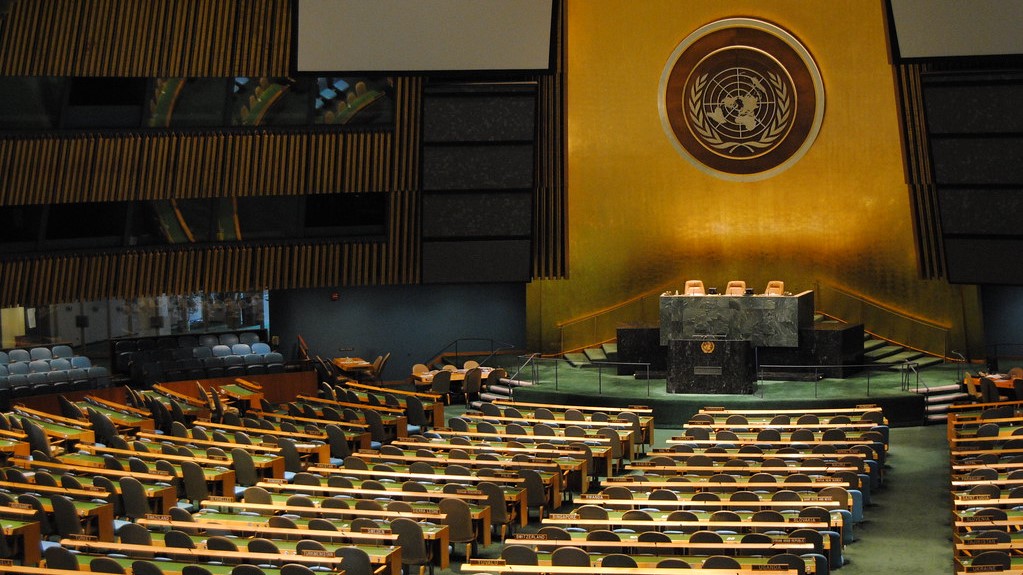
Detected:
[814,281,952,358]
[425,337,519,369]
[757,361,921,396]
[515,354,654,396]
[556,278,954,358]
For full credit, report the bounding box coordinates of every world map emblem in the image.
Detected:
[659,19,825,181]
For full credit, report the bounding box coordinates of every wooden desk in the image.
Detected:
[194,505,450,570]
[77,396,155,432]
[460,563,801,574]
[57,452,236,496]
[0,514,40,565]
[58,538,365,572]
[394,438,613,485]
[137,517,400,575]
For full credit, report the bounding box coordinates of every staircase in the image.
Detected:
[856,332,960,423]
[563,342,618,368]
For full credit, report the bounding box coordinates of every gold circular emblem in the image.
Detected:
[659,18,825,181]
[700,341,716,354]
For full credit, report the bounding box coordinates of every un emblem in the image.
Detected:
[659,19,824,181]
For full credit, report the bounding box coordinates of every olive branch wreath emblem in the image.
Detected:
[687,71,791,154]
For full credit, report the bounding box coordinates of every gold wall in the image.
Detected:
[527,0,982,356]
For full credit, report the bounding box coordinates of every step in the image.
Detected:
[563,352,591,367]
[925,394,969,408]
[926,413,948,423]
[862,339,888,353]
[479,392,507,402]
[488,385,513,395]
[875,350,925,365]
[583,347,608,362]
[864,345,905,361]
[917,383,962,395]
[911,356,946,369]
[602,343,618,361]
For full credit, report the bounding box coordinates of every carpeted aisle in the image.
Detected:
[839,424,951,574]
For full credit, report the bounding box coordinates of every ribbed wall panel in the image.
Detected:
[894,63,945,280]
[0,131,398,205]
[0,0,291,77]
[532,0,567,280]
[0,242,418,307]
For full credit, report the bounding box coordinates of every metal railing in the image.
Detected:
[815,281,951,358]
[426,337,518,368]
[514,354,655,397]
[757,361,921,396]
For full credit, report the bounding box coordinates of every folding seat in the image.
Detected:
[28,372,50,394]
[7,362,29,375]
[8,349,30,363]
[181,358,206,379]
[264,352,285,374]
[244,354,267,376]
[192,346,212,359]
[199,334,219,348]
[203,357,226,378]
[49,358,71,372]
[251,342,271,355]
[51,345,74,359]
[0,351,7,364]
[177,335,198,349]
[67,368,91,391]
[70,356,92,369]
[161,360,187,382]
[29,347,52,361]
[211,345,232,358]
[28,359,50,373]
[219,333,240,346]
[223,355,245,376]
[87,366,111,388]
[231,343,252,356]
[7,374,30,398]
[113,340,136,374]
[239,332,260,345]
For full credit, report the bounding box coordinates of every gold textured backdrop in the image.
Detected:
[527,0,982,357]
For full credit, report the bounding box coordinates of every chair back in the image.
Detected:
[684,280,705,295]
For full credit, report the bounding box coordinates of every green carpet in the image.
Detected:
[430,412,953,575]
[494,359,962,426]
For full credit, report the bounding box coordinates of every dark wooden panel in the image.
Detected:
[938,187,1023,235]
[945,238,1023,284]
[421,239,531,283]
[423,95,537,142]
[421,190,532,239]
[421,144,534,190]
[931,137,1023,185]
[923,77,1023,134]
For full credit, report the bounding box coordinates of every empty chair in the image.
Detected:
[90,557,127,574]
[30,347,52,361]
[684,279,706,295]
[502,544,539,565]
[765,280,785,295]
[391,517,433,575]
[334,546,373,575]
[725,280,746,295]
[439,497,477,560]
[551,546,589,566]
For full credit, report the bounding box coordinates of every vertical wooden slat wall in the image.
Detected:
[0,0,292,77]
[532,0,568,280]
[0,1,568,306]
[894,63,945,280]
